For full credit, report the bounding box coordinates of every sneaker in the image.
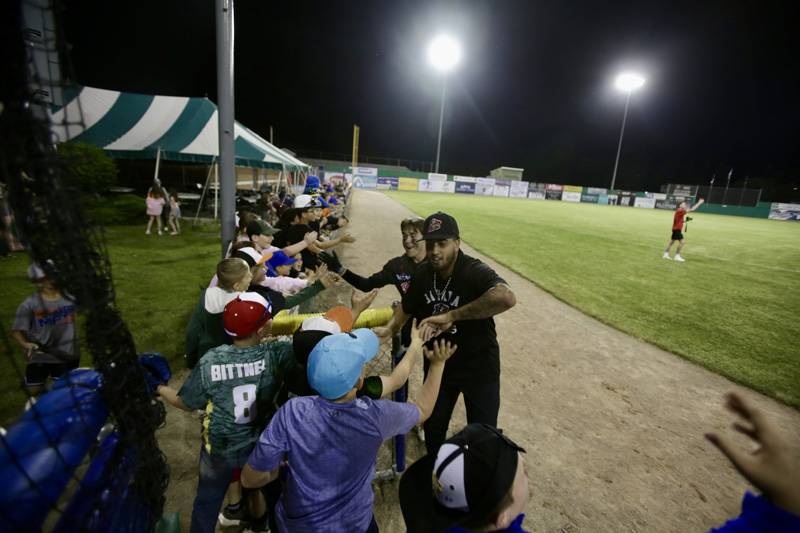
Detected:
[145,230,151,235]
[158,230,163,236]
[662,252,671,260]
[674,254,685,262]
[218,505,245,527]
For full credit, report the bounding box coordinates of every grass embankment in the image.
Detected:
[0,224,219,424]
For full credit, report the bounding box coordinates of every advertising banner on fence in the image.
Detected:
[353,175,378,189]
[585,187,608,195]
[580,194,599,203]
[562,191,581,202]
[612,191,634,206]
[527,182,546,199]
[428,173,448,182]
[634,197,657,209]
[509,180,529,198]
[419,179,454,193]
[545,183,563,201]
[768,203,800,221]
[453,175,477,182]
[455,180,476,194]
[377,177,398,190]
[351,167,378,176]
[493,179,511,197]
[563,185,582,193]
[398,177,419,191]
[475,177,495,196]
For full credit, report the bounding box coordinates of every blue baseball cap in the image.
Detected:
[307,329,380,399]
[267,250,297,269]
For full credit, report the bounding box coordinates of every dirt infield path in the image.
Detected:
[158,189,799,532]
[350,190,800,533]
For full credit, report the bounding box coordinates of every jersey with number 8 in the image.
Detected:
[178,341,295,460]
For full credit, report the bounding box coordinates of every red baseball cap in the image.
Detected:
[223,292,273,338]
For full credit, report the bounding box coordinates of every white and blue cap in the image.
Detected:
[307,329,379,399]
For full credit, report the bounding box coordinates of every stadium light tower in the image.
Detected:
[609,72,645,191]
[427,35,462,173]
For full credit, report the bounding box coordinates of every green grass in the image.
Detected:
[0,224,220,424]
[385,191,800,408]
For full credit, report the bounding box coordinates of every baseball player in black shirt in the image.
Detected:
[376,212,517,454]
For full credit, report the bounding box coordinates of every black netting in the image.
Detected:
[1,1,168,531]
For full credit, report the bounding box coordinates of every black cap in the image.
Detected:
[399,424,525,533]
[421,212,460,241]
[292,329,331,366]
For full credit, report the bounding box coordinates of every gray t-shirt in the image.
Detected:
[13,293,79,364]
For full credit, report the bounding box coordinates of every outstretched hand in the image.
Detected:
[419,313,453,341]
[320,271,341,289]
[423,338,457,364]
[352,289,379,312]
[705,392,800,516]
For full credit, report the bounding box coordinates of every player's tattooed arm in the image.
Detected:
[440,283,517,323]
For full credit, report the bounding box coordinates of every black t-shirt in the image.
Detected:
[342,254,421,345]
[281,223,318,270]
[342,254,418,295]
[402,251,506,385]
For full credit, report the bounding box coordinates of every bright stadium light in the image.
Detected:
[427,35,462,73]
[615,72,646,92]
[427,35,462,173]
[610,71,646,191]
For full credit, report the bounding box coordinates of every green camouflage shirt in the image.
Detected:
[178,340,295,460]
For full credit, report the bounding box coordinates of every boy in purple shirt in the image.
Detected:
[242,324,455,532]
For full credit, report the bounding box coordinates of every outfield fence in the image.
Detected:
[314,168,800,221]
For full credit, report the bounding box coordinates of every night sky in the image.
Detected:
[61,1,797,193]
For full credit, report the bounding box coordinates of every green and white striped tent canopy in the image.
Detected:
[50,85,309,171]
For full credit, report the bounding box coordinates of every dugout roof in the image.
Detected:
[49,85,310,171]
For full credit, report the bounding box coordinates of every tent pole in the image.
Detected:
[153,146,162,182]
[194,156,216,225]
[216,0,236,258]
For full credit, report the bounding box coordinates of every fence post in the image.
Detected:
[392,333,407,473]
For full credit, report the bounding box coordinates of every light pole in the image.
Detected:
[609,72,645,191]
[427,35,461,174]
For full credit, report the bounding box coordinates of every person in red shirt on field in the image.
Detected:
[663,198,704,262]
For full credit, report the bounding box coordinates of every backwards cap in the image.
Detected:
[399,423,526,533]
[223,292,273,338]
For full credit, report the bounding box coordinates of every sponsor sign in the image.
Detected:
[562,191,581,202]
[563,185,582,193]
[453,175,477,183]
[529,182,547,192]
[419,179,454,193]
[455,181,476,194]
[509,180,529,198]
[493,179,510,197]
[528,191,545,200]
[586,187,607,195]
[545,183,563,191]
[580,194,599,203]
[350,166,378,176]
[669,184,699,197]
[475,178,495,196]
[634,197,657,209]
[352,175,378,189]
[398,177,419,191]
[376,177,398,190]
[545,189,563,201]
[769,203,800,221]
[428,172,448,182]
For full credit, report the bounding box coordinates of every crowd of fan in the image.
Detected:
[10,176,800,532]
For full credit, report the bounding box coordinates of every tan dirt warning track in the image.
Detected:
[158,189,800,532]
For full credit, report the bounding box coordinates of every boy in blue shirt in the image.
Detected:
[241,325,456,532]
